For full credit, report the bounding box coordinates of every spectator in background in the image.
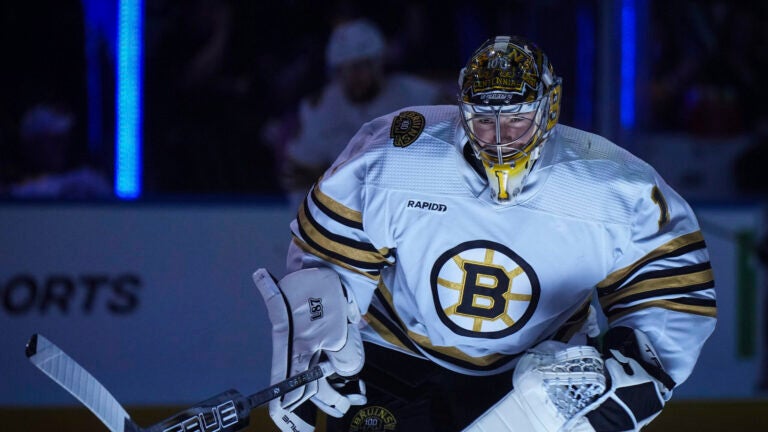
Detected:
[279,18,449,209]
[2,103,111,199]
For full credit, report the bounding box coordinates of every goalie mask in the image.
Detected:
[459,36,562,203]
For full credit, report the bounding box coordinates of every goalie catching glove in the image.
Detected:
[253,268,366,432]
[581,326,676,431]
[464,327,675,432]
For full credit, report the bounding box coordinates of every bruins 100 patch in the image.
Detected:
[348,405,398,431]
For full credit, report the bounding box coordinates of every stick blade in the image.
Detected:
[26,333,135,432]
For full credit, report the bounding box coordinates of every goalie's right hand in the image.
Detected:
[253,268,367,432]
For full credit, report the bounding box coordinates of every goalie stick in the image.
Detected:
[25,333,330,432]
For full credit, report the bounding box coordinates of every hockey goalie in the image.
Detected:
[254,34,716,432]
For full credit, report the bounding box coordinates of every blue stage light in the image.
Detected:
[620,0,636,130]
[115,0,143,199]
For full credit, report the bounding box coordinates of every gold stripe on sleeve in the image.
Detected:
[599,267,714,309]
[607,299,717,324]
[597,231,706,290]
[298,202,390,266]
[313,184,363,224]
[291,237,381,281]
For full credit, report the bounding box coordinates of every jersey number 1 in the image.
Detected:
[651,186,670,230]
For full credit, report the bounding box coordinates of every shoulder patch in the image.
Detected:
[390,111,425,148]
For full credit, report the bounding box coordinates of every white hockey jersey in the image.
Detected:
[287,105,716,386]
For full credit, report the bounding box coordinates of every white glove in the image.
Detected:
[574,326,675,432]
[465,328,675,432]
[463,341,606,432]
[253,268,366,432]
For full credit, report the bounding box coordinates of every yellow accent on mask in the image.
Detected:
[483,159,529,201]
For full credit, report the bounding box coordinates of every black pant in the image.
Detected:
[323,342,514,432]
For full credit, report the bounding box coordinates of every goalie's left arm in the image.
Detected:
[597,175,716,388]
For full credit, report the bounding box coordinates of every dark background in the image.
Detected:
[1,0,766,199]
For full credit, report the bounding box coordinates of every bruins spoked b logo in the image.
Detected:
[349,406,397,432]
[430,240,540,338]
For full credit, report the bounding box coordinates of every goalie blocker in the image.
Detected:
[253,267,367,432]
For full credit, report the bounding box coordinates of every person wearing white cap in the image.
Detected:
[281,18,446,210]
